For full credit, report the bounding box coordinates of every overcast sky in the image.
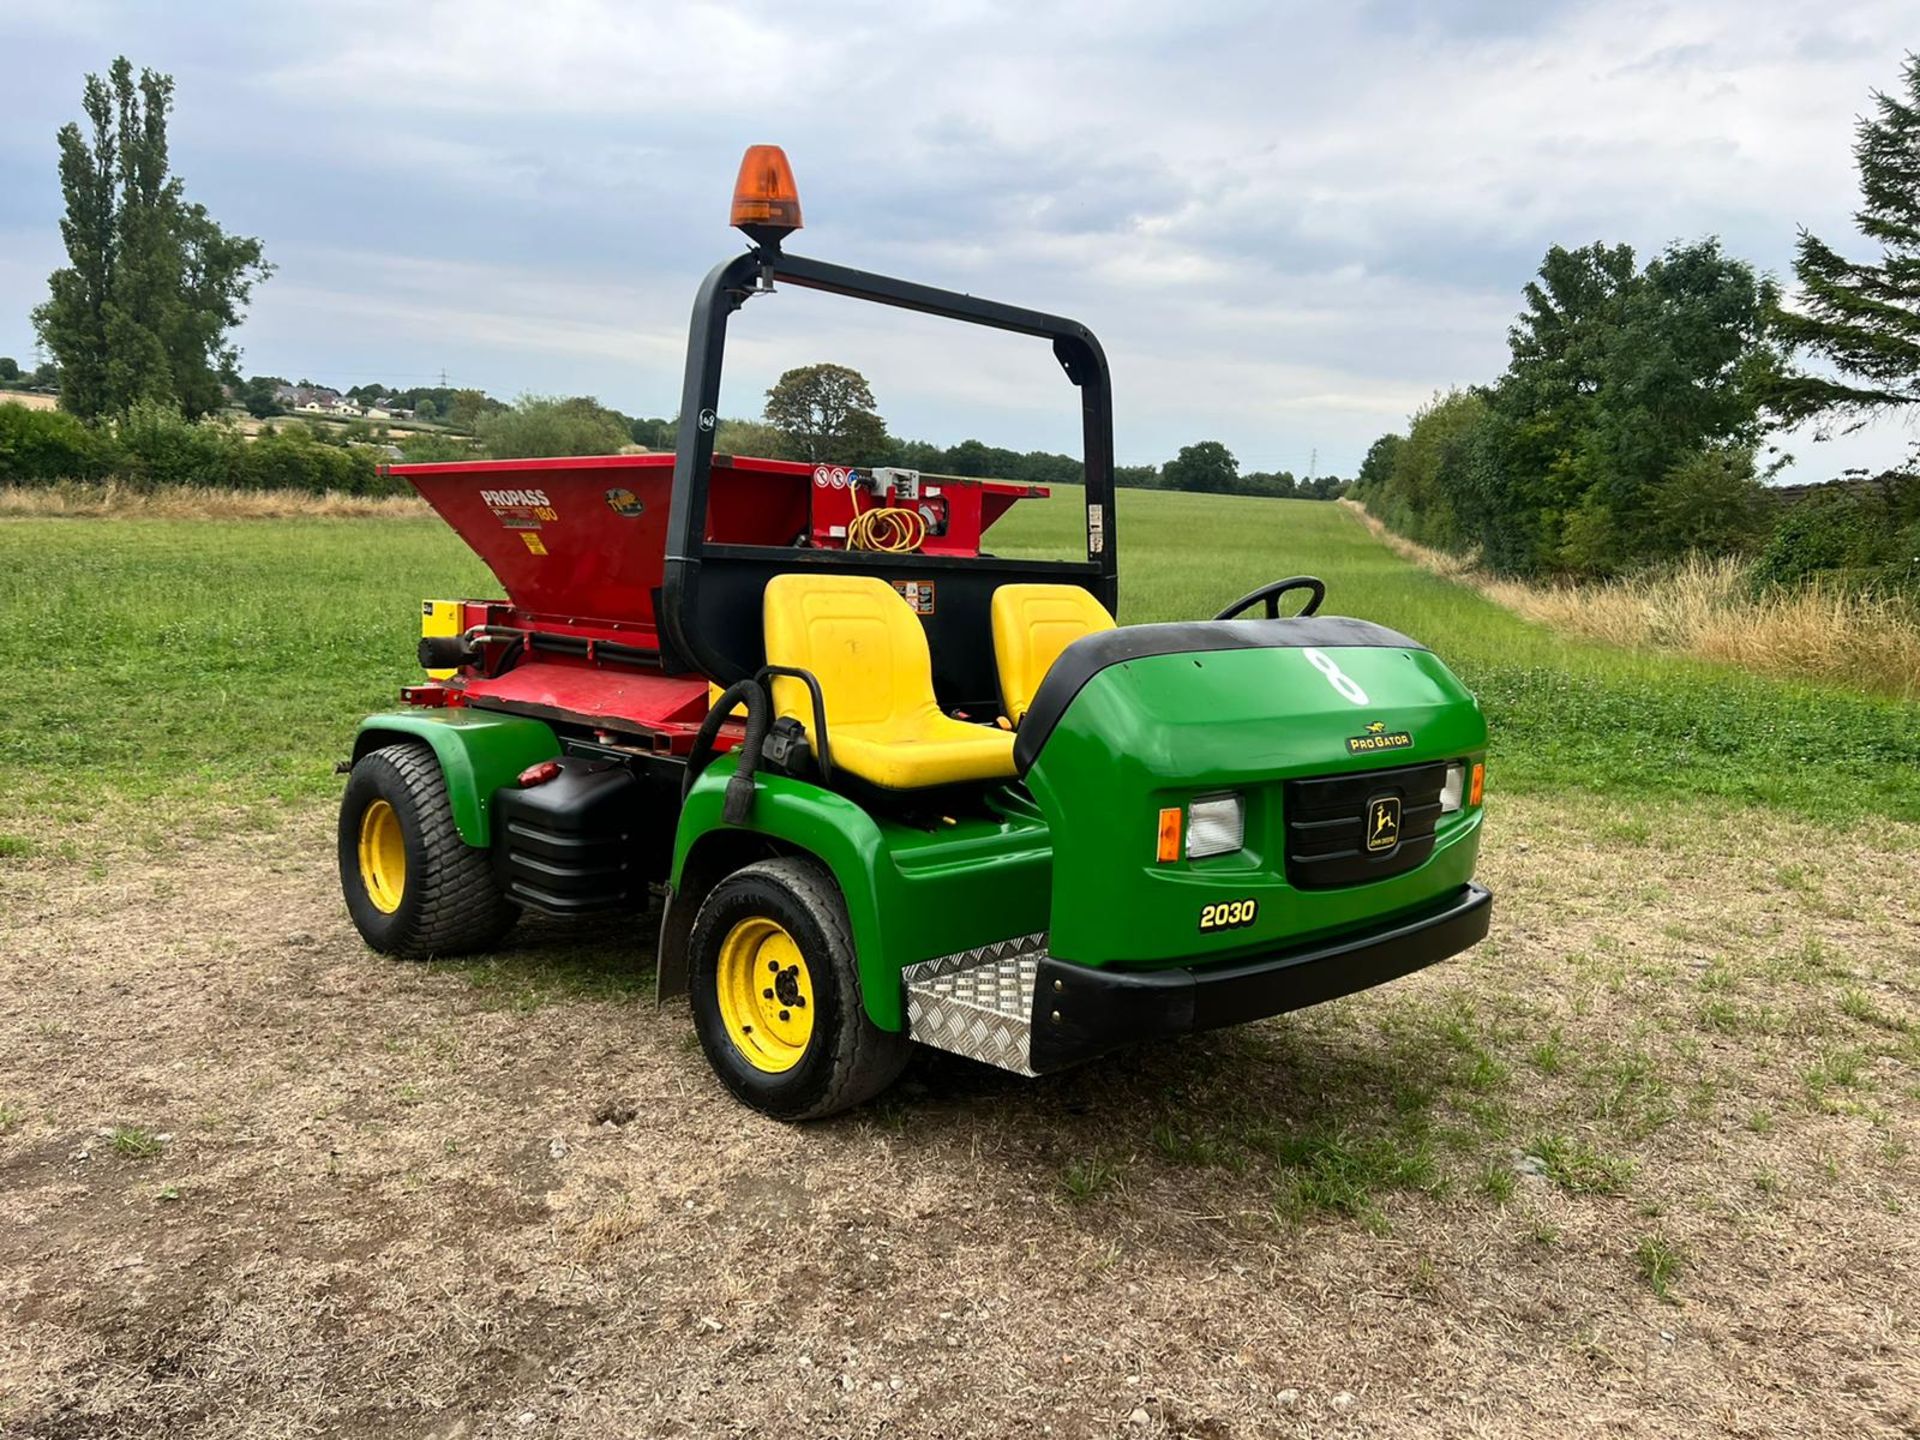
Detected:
[0,0,1913,478]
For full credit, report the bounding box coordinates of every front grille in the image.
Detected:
[1283,761,1448,890]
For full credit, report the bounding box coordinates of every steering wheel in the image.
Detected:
[1212,575,1326,621]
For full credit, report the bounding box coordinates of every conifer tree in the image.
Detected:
[1775,54,1920,429]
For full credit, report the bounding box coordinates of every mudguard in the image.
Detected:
[352,709,561,847]
[663,757,1051,1030]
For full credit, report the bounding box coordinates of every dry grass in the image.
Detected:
[0,482,429,521]
[1,794,1916,1438]
[1342,501,1920,701]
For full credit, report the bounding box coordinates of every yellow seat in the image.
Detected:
[990,584,1117,725]
[763,575,1016,790]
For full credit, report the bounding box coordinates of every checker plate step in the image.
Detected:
[901,933,1048,1076]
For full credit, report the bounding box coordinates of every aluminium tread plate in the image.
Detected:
[901,933,1047,1076]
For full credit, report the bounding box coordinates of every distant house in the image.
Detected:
[273,384,422,421]
[287,384,346,413]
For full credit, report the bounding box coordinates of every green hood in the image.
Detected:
[1020,620,1487,968]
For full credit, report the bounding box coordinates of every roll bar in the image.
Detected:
[659,246,1119,687]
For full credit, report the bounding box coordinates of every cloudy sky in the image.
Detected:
[0,0,1912,478]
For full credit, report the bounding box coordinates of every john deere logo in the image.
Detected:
[604,487,645,517]
[1366,796,1401,853]
[1347,720,1413,754]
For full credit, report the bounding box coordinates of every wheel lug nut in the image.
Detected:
[768,961,778,973]
[763,988,774,999]
[779,1010,790,1022]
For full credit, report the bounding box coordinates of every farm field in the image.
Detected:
[1,491,1916,1438]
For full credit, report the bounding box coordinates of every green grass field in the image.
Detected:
[1,488,1917,855]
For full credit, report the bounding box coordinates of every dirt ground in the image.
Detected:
[1,794,1915,1438]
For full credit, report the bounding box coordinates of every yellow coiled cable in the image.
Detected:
[846,500,927,552]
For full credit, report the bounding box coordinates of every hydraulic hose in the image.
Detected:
[683,678,771,826]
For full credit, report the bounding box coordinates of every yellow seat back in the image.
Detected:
[991,583,1117,724]
[762,574,1017,789]
[764,574,938,736]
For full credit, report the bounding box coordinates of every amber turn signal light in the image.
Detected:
[731,144,803,233]
[1156,806,1183,863]
[1469,762,1485,807]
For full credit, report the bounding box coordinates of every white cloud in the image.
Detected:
[0,0,1912,476]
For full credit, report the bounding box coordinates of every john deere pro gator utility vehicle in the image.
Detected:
[338,146,1492,1119]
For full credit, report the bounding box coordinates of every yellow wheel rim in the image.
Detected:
[715,917,814,1073]
[357,798,407,914]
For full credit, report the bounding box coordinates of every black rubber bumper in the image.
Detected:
[1027,882,1492,1074]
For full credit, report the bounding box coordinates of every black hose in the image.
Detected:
[487,636,525,679]
[683,679,771,826]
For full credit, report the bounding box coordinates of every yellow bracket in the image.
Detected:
[421,599,462,680]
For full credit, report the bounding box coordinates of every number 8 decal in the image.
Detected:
[1302,647,1369,705]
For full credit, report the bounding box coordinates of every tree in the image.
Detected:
[1437,239,1782,575]
[1242,470,1298,498]
[475,395,631,459]
[444,388,496,430]
[1373,390,1486,547]
[1773,53,1920,432]
[629,415,675,449]
[1645,446,1769,555]
[1161,440,1239,494]
[1353,433,1404,495]
[0,358,18,383]
[33,58,270,420]
[238,375,282,418]
[714,417,787,459]
[763,363,888,464]
[884,437,948,472]
[942,438,1006,477]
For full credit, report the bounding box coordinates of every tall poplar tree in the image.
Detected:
[32,58,271,420]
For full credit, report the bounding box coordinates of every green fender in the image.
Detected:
[352,709,561,847]
[664,756,1051,1031]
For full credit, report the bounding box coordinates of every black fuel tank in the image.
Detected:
[492,758,648,915]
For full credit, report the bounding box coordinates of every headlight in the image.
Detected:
[1187,793,1245,858]
[1440,763,1466,813]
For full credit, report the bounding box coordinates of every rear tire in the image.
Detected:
[338,741,518,958]
[688,857,910,1120]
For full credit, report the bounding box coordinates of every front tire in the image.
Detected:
[338,742,517,957]
[688,857,910,1120]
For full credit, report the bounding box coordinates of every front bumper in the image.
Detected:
[1027,882,1492,1073]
